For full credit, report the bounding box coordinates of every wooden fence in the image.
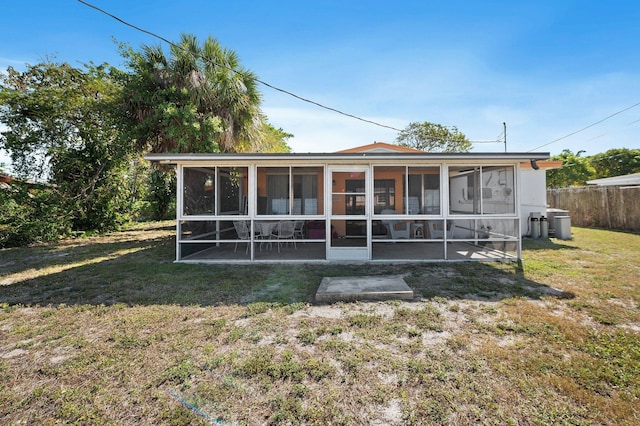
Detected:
[547,186,640,232]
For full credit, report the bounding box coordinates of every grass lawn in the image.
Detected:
[1,222,638,425]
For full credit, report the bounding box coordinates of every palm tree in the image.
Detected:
[121,33,264,154]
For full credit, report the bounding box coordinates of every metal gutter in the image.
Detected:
[145,152,551,164]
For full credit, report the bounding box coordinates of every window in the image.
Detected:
[183,167,215,215]
[374,179,395,213]
[293,168,321,214]
[257,166,324,215]
[266,171,290,214]
[373,166,441,215]
[448,166,515,215]
[219,168,247,214]
[344,179,366,215]
[406,167,440,215]
[182,166,248,216]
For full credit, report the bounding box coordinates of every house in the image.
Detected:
[587,172,640,187]
[146,142,551,263]
[0,172,47,190]
[519,159,563,235]
[0,172,11,190]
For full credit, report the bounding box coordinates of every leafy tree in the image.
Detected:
[396,121,472,152]
[589,148,640,178]
[547,149,596,188]
[0,181,70,247]
[0,61,134,232]
[118,33,289,154]
[245,123,292,153]
[145,167,176,220]
[117,34,290,221]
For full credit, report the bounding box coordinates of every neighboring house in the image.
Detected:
[587,173,640,187]
[146,142,551,263]
[0,172,45,190]
[0,173,11,191]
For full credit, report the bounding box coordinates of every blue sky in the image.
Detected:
[1,0,639,169]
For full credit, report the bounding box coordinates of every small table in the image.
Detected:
[255,221,277,250]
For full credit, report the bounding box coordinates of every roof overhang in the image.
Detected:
[145,152,551,165]
[587,172,640,186]
[520,160,562,171]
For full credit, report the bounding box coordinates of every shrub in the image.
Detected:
[0,182,71,247]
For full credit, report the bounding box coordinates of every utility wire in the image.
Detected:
[528,101,640,152]
[547,151,638,170]
[587,133,607,142]
[77,0,403,132]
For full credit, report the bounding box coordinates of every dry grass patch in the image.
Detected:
[0,223,639,424]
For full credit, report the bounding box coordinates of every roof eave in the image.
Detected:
[145,152,551,165]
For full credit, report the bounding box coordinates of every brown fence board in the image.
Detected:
[547,186,640,232]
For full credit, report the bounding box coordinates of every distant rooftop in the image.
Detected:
[587,173,640,187]
[336,141,423,153]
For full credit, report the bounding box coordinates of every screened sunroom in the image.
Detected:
[146,143,549,263]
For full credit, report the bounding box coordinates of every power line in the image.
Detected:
[528,101,640,152]
[77,0,403,132]
[587,133,607,142]
[552,151,638,169]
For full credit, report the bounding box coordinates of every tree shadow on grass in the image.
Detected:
[0,224,575,307]
[407,261,574,302]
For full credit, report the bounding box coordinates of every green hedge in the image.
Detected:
[0,183,71,248]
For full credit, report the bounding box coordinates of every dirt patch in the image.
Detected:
[1,348,27,359]
[292,305,343,319]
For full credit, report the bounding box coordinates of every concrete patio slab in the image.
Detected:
[315,275,414,303]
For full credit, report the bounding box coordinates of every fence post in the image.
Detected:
[604,186,611,229]
[546,185,639,232]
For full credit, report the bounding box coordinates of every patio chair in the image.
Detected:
[427,220,455,239]
[380,209,411,240]
[274,220,297,252]
[233,220,251,253]
[293,220,305,241]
